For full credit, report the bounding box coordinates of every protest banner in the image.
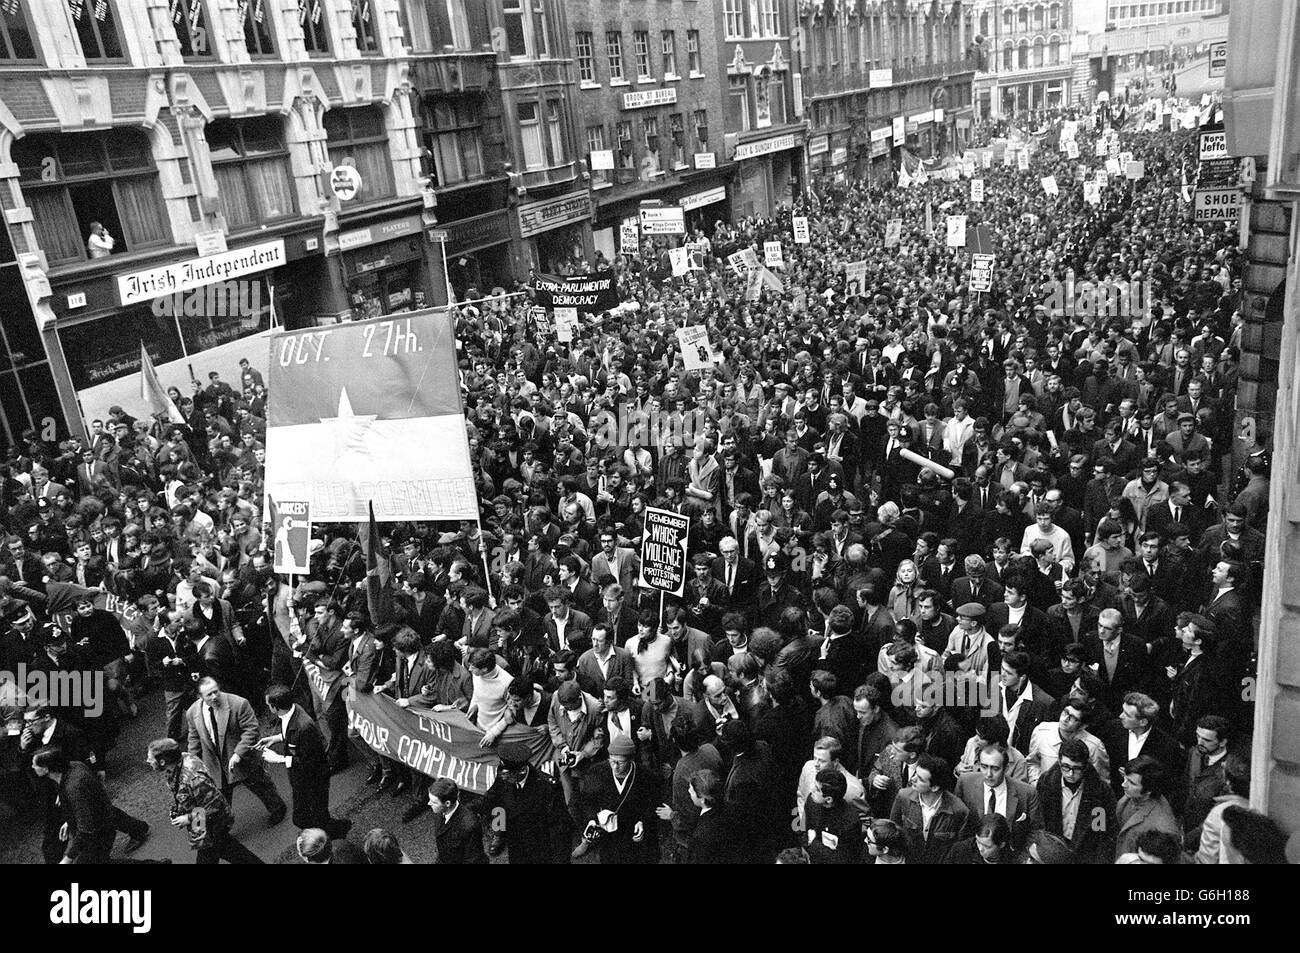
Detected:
[347,691,554,795]
[619,221,639,254]
[1066,140,1079,159]
[269,498,311,573]
[726,251,749,278]
[265,310,477,522]
[970,178,984,203]
[946,215,968,248]
[1017,150,1030,171]
[554,307,579,342]
[1084,180,1101,206]
[1106,157,1121,176]
[1125,160,1145,180]
[969,253,995,293]
[843,260,869,297]
[685,242,705,270]
[303,659,346,716]
[884,219,902,247]
[676,325,719,371]
[669,247,690,277]
[764,241,784,267]
[529,305,551,335]
[792,216,810,244]
[1095,140,1108,157]
[740,247,760,270]
[532,271,620,314]
[1041,176,1059,196]
[638,506,690,598]
[1096,170,1109,189]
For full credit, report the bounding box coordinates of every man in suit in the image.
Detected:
[186,677,286,823]
[710,537,760,616]
[31,746,117,864]
[718,449,762,516]
[428,779,488,864]
[1100,691,1187,809]
[986,575,1051,661]
[1200,560,1248,644]
[996,650,1057,755]
[148,619,197,744]
[1036,738,1117,863]
[345,614,394,786]
[303,600,350,773]
[949,555,1004,609]
[957,744,1043,851]
[1047,580,1101,655]
[187,616,239,695]
[558,557,601,618]
[1083,609,1151,712]
[719,720,779,863]
[542,587,594,654]
[576,624,634,698]
[590,530,640,594]
[259,683,350,838]
[74,448,113,495]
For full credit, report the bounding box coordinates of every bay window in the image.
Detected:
[518,102,544,170]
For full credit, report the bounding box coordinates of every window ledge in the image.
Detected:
[580,81,602,90]
[592,181,614,191]
[664,73,681,82]
[689,71,705,79]
[637,76,656,84]
[610,78,631,87]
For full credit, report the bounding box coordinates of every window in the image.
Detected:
[351,0,379,53]
[235,0,274,57]
[669,113,685,167]
[1049,3,1061,28]
[693,109,708,151]
[767,76,786,126]
[576,31,595,82]
[0,4,35,61]
[686,29,701,74]
[633,31,651,79]
[13,129,168,265]
[442,0,470,50]
[501,0,548,58]
[298,0,330,54]
[517,101,544,170]
[1002,40,1013,70]
[171,0,213,57]
[728,75,750,132]
[641,116,659,165]
[662,31,676,77]
[395,0,433,52]
[1017,39,1028,69]
[724,0,743,39]
[68,0,124,61]
[1033,4,1044,30]
[616,120,634,170]
[586,125,610,185]
[545,99,564,165]
[760,0,779,37]
[1017,7,1028,31]
[606,31,624,81]
[206,116,295,230]
[1033,36,1043,67]
[1049,35,1061,64]
[423,97,484,187]
[323,106,394,201]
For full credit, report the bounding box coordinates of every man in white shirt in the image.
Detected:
[1020,510,1076,573]
[466,647,511,728]
[1026,696,1109,783]
[87,221,115,258]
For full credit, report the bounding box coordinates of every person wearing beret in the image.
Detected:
[480,742,569,864]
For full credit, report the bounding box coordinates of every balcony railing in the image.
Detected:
[890,54,980,83]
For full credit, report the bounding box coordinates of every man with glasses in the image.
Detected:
[1026,693,1109,784]
[1035,737,1116,863]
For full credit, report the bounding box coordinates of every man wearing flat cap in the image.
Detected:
[942,603,995,678]
[481,741,569,864]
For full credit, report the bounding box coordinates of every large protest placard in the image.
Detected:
[726,251,749,278]
[638,507,690,597]
[531,270,620,314]
[269,498,311,573]
[1041,176,1059,196]
[946,215,968,248]
[265,310,476,522]
[554,307,579,342]
[970,178,984,203]
[792,216,811,244]
[619,221,639,254]
[884,219,902,247]
[843,260,869,297]
[676,326,719,371]
[685,242,705,270]
[347,691,554,795]
[969,253,995,293]
[669,247,690,277]
[764,241,784,267]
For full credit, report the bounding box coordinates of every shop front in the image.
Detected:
[337,212,433,320]
[808,133,831,179]
[516,192,595,274]
[436,209,514,300]
[679,185,729,233]
[730,129,805,219]
[49,223,326,424]
[868,125,893,184]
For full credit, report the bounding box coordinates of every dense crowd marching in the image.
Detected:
[0,100,1289,866]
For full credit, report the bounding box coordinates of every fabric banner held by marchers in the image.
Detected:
[347,690,554,795]
[302,659,346,713]
[531,270,620,314]
[264,310,477,523]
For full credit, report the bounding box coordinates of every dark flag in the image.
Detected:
[361,500,394,625]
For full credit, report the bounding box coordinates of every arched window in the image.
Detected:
[1033,4,1044,31]
[1033,36,1044,67]
[979,12,990,38]
[1049,34,1061,64]
[1017,6,1029,32]
[1049,3,1062,29]
[1017,38,1029,69]
[1002,40,1013,71]
[1003,9,1013,32]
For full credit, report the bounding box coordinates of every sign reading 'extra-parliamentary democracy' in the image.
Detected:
[264,310,477,522]
[347,691,554,795]
[638,507,690,597]
[532,270,620,313]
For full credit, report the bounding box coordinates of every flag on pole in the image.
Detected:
[360,500,394,624]
[139,342,184,423]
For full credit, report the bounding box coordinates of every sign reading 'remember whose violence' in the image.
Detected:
[638,507,690,597]
[531,270,621,314]
[264,309,477,523]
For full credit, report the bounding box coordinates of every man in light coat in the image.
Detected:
[186,677,286,823]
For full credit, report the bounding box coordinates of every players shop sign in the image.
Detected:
[532,270,620,313]
[347,691,554,794]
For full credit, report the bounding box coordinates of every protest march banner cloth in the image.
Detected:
[638,507,690,598]
[1041,176,1059,196]
[843,260,870,297]
[884,219,902,247]
[792,216,810,244]
[531,270,619,314]
[677,325,719,371]
[764,241,784,267]
[669,247,690,277]
[38,581,143,638]
[347,691,554,795]
[945,215,968,248]
[265,309,476,523]
[969,253,995,293]
[269,497,311,573]
[745,266,784,301]
[303,659,347,717]
[139,343,185,424]
[970,178,984,203]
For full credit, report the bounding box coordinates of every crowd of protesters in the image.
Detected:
[0,97,1290,866]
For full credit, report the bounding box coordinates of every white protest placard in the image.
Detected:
[1096,170,1109,189]
[843,260,869,297]
[945,215,967,248]
[764,241,784,267]
[740,247,760,270]
[1066,140,1079,160]
[1095,140,1108,157]
[1105,157,1121,176]
[1061,120,1078,141]
[971,178,984,203]
[1017,150,1030,171]
[554,307,579,342]
[676,325,719,372]
[969,253,995,293]
[669,247,689,277]
[1084,181,1101,206]
[792,215,810,244]
[726,251,749,278]
[884,219,902,247]
[1125,160,1145,180]
[1118,151,1134,168]
[1041,176,1059,196]
[982,150,993,168]
[638,507,691,597]
[620,221,639,254]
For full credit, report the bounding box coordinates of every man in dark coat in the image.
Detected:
[480,742,569,864]
[260,684,350,839]
[428,778,488,864]
[1036,738,1117,864]
[31,747,116,864]
[579,734,658,863]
